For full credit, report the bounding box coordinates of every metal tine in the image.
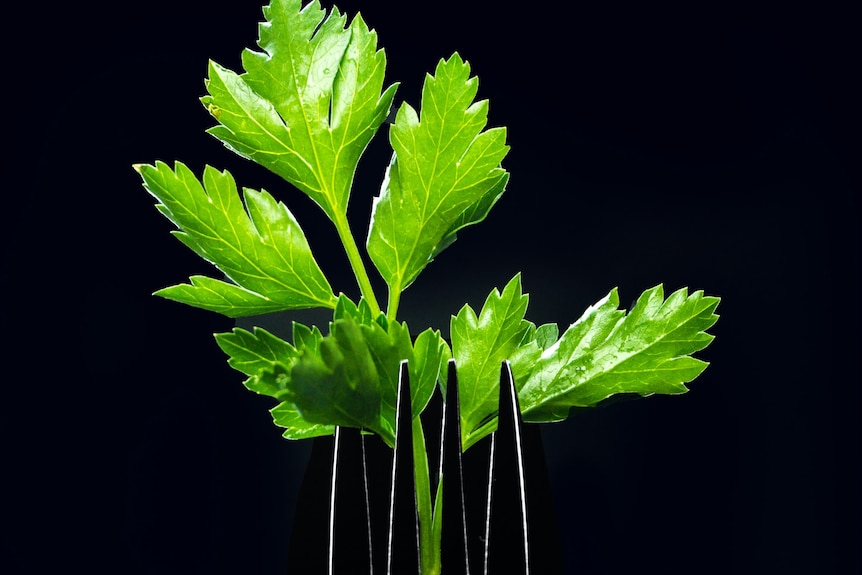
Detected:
[328,425,375,575]
[484,360,530,574]
[387,360,420,574]
[440,358,472,574]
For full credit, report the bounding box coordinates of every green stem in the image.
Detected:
[386,285,402,321]
[429,477,444,575]
[332,212,381,316]
[412,414,437,574]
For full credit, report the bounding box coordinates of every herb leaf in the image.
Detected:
[136,162,335,317]
[270,401,336,440]
[517,286,720,421]
[201,0,397,222]
[214,325,335,440]
[285,306,449,445]
[136,161,336,316]
[287,317,393,443]
[367,54,510,301]
[450,274,533,450]
[410,328,451,418]
[215,325,301,391]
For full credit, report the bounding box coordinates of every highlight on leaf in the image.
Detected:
[201,0,398,223]
[367,53,510,313]
[136,161,337,317]
[516,285,721,422]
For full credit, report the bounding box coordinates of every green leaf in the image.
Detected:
[357,313,412,433]
[254,299,450,445]
[534,323,559,350]
[517,286,720,422]
[201,0,397,222]
[367,54,510,297]
[291,321,325,355]
[270,401,335,440]
[286,318,393,443]
[212,309,447,445]
[214,325,333,439]
[136,161,337,317]
[410,328,449,418]
[215,326,298,379]
[355,315,449,424]
[333,293,375,325]
[334,298,446,412]
[432,172,509,259]
[450,274,532,450]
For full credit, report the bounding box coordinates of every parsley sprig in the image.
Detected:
[135,1,719,571]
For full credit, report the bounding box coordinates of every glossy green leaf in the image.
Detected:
[450,274,533,450]
[367,54,510,298]
[136,161,336,316]
[201,0,397,222]
[517,286,721,421]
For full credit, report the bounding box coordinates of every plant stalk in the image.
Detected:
[332,211,381,316]
[412,414,437,574]
[386,285,402,321]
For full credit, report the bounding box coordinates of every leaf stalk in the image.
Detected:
[386,284,402,321]
[412,415,435,574]
[332,211,381,316]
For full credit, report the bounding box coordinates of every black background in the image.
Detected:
[2,1,858,573]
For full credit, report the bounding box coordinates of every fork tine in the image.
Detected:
[328,426,373,574]
[440,358,472,573]
[484,360,530,574]
[387,360,421,573]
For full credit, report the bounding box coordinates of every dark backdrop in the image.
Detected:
[2,1,858,573]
